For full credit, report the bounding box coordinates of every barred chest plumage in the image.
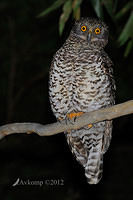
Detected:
[49,39,114,120]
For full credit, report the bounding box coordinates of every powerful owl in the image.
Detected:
[49,17,115,184]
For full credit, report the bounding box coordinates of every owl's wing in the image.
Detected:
[65,131,88,167]
[100,51,115,153]
[103,120,113,153]
[101,50,116,98]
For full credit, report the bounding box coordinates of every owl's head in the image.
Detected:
[71,17,109,49]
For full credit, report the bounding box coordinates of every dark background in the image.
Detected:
[0,0,133,199]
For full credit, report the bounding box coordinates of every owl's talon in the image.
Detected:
[87,124,93,129]
[66,112,84,124]
[74,116,76,122]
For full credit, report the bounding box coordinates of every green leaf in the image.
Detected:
[113,0,119,14]
[115,2,131,20]
[73,7,80,20]
[72,0,83,20]
[118,11,133,46]
[124,39,133,57]
[90,0,104,19]
[59,0,72,35]
[37,0,65,18]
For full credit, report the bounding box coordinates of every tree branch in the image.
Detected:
[0,100,133,140]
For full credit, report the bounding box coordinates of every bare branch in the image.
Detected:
[0,100,133,140]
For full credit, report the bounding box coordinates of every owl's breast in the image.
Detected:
[67,52,114,112]
[49,48,114,119]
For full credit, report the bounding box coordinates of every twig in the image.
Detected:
[0,100,133,140]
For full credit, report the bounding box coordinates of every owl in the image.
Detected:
[49,17,115,184]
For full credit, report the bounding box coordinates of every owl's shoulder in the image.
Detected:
[100,50,116,93]
[50,46,64,65]
[100,50,113,67]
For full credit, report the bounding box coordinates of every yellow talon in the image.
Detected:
[67,112,84,120]
[88,124,92,128]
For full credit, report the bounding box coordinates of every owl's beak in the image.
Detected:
[87,30,92,42]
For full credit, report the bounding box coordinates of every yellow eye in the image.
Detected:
[81,26,87,32]
[95,28,100,34]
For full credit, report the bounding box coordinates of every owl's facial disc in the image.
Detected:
[73,26,108,43]
[71,17,109,48]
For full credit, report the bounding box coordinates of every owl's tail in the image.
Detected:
[66,127,104,184]
[84,121,112,184]
[84,147,103,184]
[83,124,104,184]
[66,120,112,184]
